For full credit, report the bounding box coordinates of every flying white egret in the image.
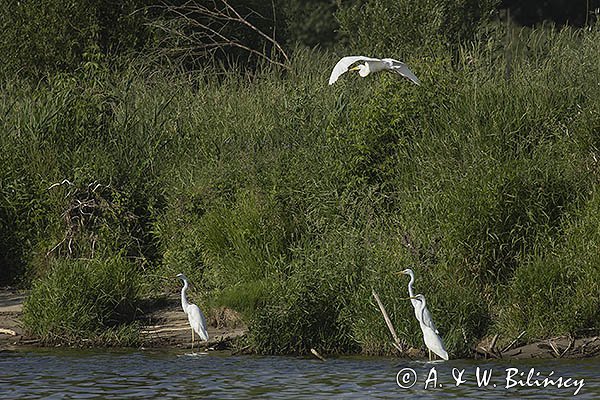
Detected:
[328,56,420,86]
[407,294,448,361]
[176,273,209,350]
[397,269,439,334]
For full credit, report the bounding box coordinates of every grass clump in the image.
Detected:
[23,256,143,346]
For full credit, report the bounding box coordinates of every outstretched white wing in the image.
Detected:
[382,58,421,85]
[328,55,382,85]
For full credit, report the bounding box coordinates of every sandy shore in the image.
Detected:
[137,296,247,350]
[1,288,598,359]
[0,288,27,348]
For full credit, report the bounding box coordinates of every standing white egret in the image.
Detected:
[328,56,420,85]
[176,273,209,350]
[407,294,448,361]
[397,269,439,334]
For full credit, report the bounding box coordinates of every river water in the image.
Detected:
[1,348,598,399]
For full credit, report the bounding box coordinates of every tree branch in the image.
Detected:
[151,0,289,69]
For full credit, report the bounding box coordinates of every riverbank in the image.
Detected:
[0,288,246,351]
[474,334,600,360]
[137,296,247,351]
[2,288,598,359]
[0,288,28,349]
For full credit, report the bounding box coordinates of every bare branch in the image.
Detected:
[151,0,289,69]
[220,0,289,64]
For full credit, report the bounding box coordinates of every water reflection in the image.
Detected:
[0,348,598,399]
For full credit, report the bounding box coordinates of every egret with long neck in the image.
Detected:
[397,269,438,334]
[176,273,209,350]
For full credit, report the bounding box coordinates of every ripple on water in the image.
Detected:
[0,350,599,399]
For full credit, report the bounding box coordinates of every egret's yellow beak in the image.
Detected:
[395,271,408,276]
[349,66,361,71]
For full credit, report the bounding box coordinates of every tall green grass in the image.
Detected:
[5,27,600,354]
[23,256,143,345]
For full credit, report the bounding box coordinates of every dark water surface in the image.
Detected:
[1,348,598,398]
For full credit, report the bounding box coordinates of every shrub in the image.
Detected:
[497,191,600,340]
[249,229,367,355]
[336,0,499,56]
[1,0,149,77]
[23,257,143,345]
[281,0,340,47]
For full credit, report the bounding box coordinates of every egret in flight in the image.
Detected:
[407,294,448,361]
[328,56,420,85]
[176,273,209,350]
[397,269,439,334]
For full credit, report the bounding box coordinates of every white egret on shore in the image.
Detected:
[328,56,420,85]
[176,273,209,350]
[407,294,448,361]
[397,269,438,334]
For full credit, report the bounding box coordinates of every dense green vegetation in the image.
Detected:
[23,257,142,346]
[1,1,599,355]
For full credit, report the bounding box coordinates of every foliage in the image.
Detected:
[0,0,150,78]
[336,0,499,56]
[498,190,600,340]
[0,172,48,285]
[281,0,340,47]
[22,257,143,345]
[0,0,340,77]
[501,0,599,27]
[4,23,600,353]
